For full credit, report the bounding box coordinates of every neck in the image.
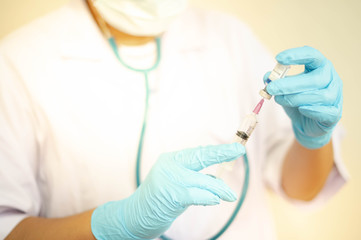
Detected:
[86,0,155,46]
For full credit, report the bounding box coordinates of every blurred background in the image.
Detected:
[0,0,360,239]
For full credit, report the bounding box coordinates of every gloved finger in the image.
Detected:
[273,80,340,107]
[299,104,342,127]
[174,143,245,171]
[266,67,331,96]
[180,188,220,207]
[276,46,327,71]
[263,71,271,84]
[182,170,237,202]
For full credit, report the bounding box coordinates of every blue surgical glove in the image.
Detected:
[91,143,245,240]
[264,46,343,149]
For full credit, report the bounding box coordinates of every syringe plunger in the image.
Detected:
[235,113,258,145]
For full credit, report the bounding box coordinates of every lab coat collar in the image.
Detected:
[60,0,205,61]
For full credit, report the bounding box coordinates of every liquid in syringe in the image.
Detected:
[234,98,264,145]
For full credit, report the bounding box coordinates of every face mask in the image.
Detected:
[93,0,188,37]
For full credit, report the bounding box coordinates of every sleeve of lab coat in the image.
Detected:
[0,52,42,239]
[263,121,349,209]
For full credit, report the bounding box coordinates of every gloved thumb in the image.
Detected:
[174,143,245,171]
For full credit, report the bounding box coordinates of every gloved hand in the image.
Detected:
[91,143,245,240]
[265,46,343,149]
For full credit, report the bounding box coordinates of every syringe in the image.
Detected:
[234,63,290,145]
[218,63,290,175]
[234,98,264,145]
[217,99,265,175]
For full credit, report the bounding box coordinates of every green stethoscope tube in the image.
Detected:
[108,37,250,240]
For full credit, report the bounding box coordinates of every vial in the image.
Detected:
[259,63,290,100]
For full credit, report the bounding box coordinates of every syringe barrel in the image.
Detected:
[234,113,258,145]
[259,63,290,100]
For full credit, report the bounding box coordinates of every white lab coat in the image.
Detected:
[0,0,349,239]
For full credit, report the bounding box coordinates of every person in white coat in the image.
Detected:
[0,0,348,239]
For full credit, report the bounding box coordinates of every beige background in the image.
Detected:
[0,0,360,239]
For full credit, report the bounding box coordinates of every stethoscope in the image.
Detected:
[86,1,250,239]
